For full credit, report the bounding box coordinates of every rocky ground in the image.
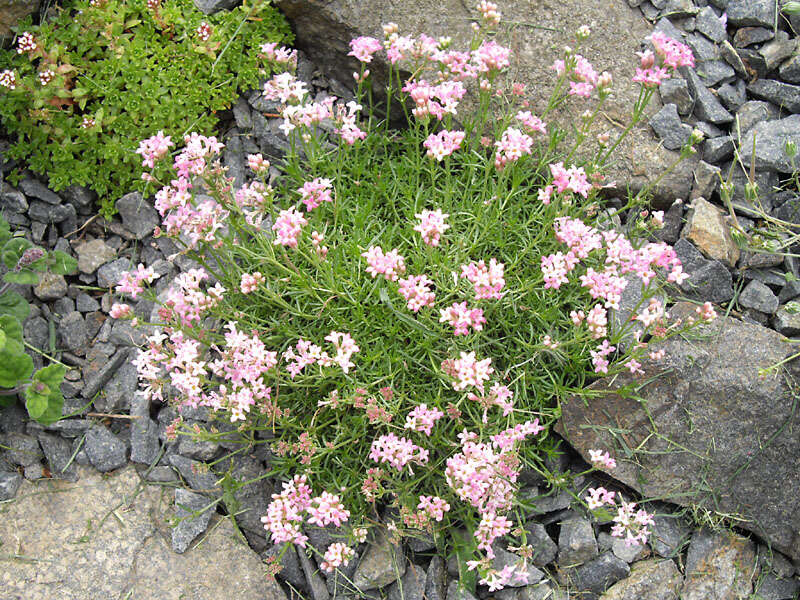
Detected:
[2,0,800,599]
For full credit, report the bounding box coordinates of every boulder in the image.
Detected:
[740,115,800,173]
[558,303,800,561]
[274,0,683,207]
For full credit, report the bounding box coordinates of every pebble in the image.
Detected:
[172,488,215,553]
[84,424,127,472]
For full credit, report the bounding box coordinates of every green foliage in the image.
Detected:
[0,214,78,423]
[0,0,293,216]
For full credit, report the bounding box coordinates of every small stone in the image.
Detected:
[19,177,61,204]
[779,54,800,84]
[740,115,800,173]
[33,272,67,301]
[178,436,219,461]
[84,425,127,472]
[53,296,75,316]
[27,200,73,224]
[76,292,100,313]
[425,556,448,600]
[96,257,133,289]
[193,0,240,15]
[525,521,559,567]
[233,97,253,130]
[352,528,406,591]
[141,465,177,482]
[779,279,800,303]
[739,280,780,314]
[36,431,78,481]
[650,104,693,150]
[735,100,781,138]
[773,305,800,336]
[686,33,719,62]
[557,517,598,566]
[674,239,735,303]
[296,544,329,600]
[0,469,22,501]
[612,537,648,562]
[96,361,138,413]
[130,416,159,465]
[697,60,736,87]
[662,0,698,18]
[738,47,769,79]
[760,31,796,72]
[682,197,740,267]
[753,571,800,599]
[720,40,749,78]
[60,185,96,212]
[601,559,682,600]
[733,26,774,47]
[75,239,116,274]
[695,6,727,42]
[747,80,800,113]
[0,186,28,214]
[387,565,426,600]
[682,67,733,124]
[703,135,734,162]
[169,455,219,494]
[727,0,776,27]
[115,192,159,240]
[446,582,478,600]
[659,78,694,115]
[717,80,746,111]
[5,432,43,467]
[559,552,630,596]
[172,488,215,553]
[58,311,88,352]
[691,161,720,200]
[681,529,756,600]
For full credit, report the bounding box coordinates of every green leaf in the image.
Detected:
[0,329,7,351]
[1,238,33,269]
[3,270,39,285]
[0,341,33,388]
[49,250,78,275]
[25,389,48,419]
[0,314,24,343]
[0,291,30,322]
[25,364,66,425]
[0,215,11,246]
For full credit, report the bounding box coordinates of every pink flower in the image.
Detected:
[369,433,429,472]
[414,208,450,246]
[260,42,297,65]
[443,351,494,391]
[116,264,157,299]
[649,32,695,69]
[549,162,592,198]
[478,1,501,26]
[362,246,406,281]
[136,131,174,169]
[240,272,265,294]
[585,486,616,510]
[515,110,547,134]
[423,130,465,161]
[247,153,270,174]
[110,303,133,319]
[589,449,617,469]
[460,259,506,299]
[697,301,717,321]
[611,499,655,547]
[494,127,533,170]
[325,331,360,374]
[16,32,36,54]
[417,495,450,522]
[397,274,436,312]
[196,21,212,41]
[348,36,383,63]
[320,543,356,572]
[38,69,54,86]
[298,178,334,211]
[272,207,307,248]
[0,70,18,90]
[471,40,511,73]
[439,302,486,336]
[307,492,351,527]
[404,404,444,435]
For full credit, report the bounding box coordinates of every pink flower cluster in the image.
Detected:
[240,272,265,295]
[369,433,429,472]
[362,246,406,281]
[320,542,356,572]
[260,42,297,66]
[282,332,360,378]
[261,475,349,547]
[589,449,617,469]
[423,130,465,161]
[116,263,157,299]
[348,36,383,63]
[196,22,212,41]
[398,275,436,312]
[552,54,599,97]
[442,351,494,391]
[298,178,333,211]
[402,79,467,120]
[17,32,36,54]
[247,153,270,175]
[0,70,18,90]
[633,33,694,87]
[515,111,547,134]
[586,489,655,547]
[272,207,308,248]
[136,131,174,169]
[460,259,506,300]
[550,162,592,198]
[404,404,444,435]
[417,495,450,522]
[469,383,517,422]
[590,339,616,374]
[158,268,225,328]
[439,302,486,336]
[585,486,616,510]
[494,127,533,170]
[414,208,450,246]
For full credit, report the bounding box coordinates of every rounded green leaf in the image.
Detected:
[0,291,31,323]
[49,250,78,275]
[3,270,40,285]
[1,238,33,269]
[0,343,33,388]
[25,389,48,419]
[0,314,24,343]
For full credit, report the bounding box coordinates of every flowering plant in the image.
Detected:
[0,0,292,216]
[115,7,705,592]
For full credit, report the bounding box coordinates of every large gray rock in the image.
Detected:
[84,424,127,472]
[115,192,160,240]
[274,0,683,208]
[748,80,800,114]
[740,115,800,173]
[0,465,283,598]
[601,559,682,600]
[681,529,756,600]
[352,528,406,591]
[0,0,39,38]
[726,0,776,27]
[558,303,800,562]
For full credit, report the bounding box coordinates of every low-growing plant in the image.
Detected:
[0,214,77,424]
[113,7,709,592]
[0,0,292,216]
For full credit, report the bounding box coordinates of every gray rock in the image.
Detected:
[58,311,88,352]
[759,31,797,72]
[84,425,127,472]
[753,571,800,599]
[0,470,22,500]
[140,465,177,482]
[735,100,781,138]
[733,26,774,47]
[172,488,216,553]
[681,197,739,267]
[116,192,160,240]
[262,543,306,591]
[720,40,749,78]
[723,162,780,215]
[5,432,43,467]
[223,132,247,191]
[717,80,746,111]
[425,555,448,600]
[33,272,67,301]
[659,77,694,115]
[60,184,96,212]
[82,348,129,399]
[740,115,800,173]
[738,47,769,79]
[75,239,116,274]
[661,0,698,18]
[690,160,720,200]
[557,517,598,567]
[772,305,800,336]
[53,296,75,316]
[739,279,779,314]
[703,135,734,162]
[96,257,133,289]
[130,416,159,465]
[558,303,800,562]
[682,529,756,599]
[387,565,426,600]
[687,32,719,63]
[178,436,219,461]
[697,59,736,87]
[95,361,138,413]
[779,279,800,303]
[27,199,73,223]
[650,103,693,150]
[492,544,544,587]
[297,545,330,600]
[76,292,100,313]
[748,80,800,113]
[212,454,271,541]
[19,177,61,204]
[601,559,682,600]
[446,582,478,600]
[352,528,405,591]
[193,0,241,14]
[559,552,630,596]
[779,54,800,84]
[727,0,776,27]
[36,431,78,481]
[524,521,559,567]
[695,6,727,42]
[0,186,28,214]
[169,455,220,494]
[682,67,733,124]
